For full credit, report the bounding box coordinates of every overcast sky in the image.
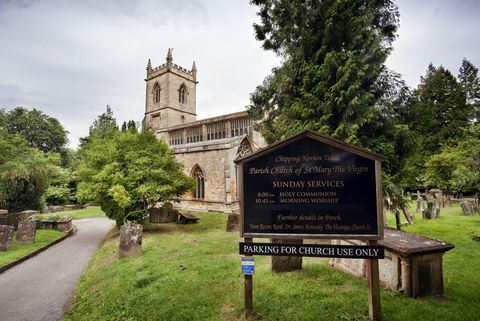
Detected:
[1,0,479,148]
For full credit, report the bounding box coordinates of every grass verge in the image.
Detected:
[61,206,105,220]
[0,229,66,268]
[66,207,480,321]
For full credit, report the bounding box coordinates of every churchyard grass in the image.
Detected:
[61,206,105,220]
[65,207,480,321]
[0,229,65,268]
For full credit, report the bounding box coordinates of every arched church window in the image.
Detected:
[192,165,205,199]
[153,83,161,103]
[179,84,187,104]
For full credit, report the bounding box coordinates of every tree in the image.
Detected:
[422,125,480,195]
[0,107,68,153]
[76,130,194,227]
[458,58,480,123]
[409,64,472,155]
[44,166,77,205]
[0,130,59,212]
[121,120,138,132]
[248,0,399,144]
[79,105,118,147]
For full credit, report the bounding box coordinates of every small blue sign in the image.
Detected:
[242,257,254,275]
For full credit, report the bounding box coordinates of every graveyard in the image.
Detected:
[1,2,480,321]
[62,204,480,321]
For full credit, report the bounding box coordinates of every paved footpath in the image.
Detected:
[0,217,113,321]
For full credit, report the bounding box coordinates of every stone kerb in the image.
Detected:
[0,225,15,251]
[16,220,36,244]
[119,224,143,257]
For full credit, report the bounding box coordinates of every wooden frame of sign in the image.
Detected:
[235,130,386,320]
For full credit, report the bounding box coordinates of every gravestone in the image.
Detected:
[416,197,424,213]
[119,224,143,257]
[0,225,15,251]
[460,201,474,216]
[226,213,240,232]
[148,206,178,223]
[270,239,303,272]
[16,220,36,244]
[422,201,432,219]
[0,210,8,226]
[431,199,441,219]
[20,210,39,221]
[474,202,480,214]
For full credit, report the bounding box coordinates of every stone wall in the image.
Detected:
[171,136,248,213]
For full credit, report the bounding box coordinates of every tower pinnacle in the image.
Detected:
[166,48,173,68]
[192,61,197,79]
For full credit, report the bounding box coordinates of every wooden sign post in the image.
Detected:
[235,130,386,320]
[243,237,253,318]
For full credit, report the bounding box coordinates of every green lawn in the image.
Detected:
[65,206,480,321]
[0,229,66,268]
[61,206,105,220]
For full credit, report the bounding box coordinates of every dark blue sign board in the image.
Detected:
[235,130,385,240]
[241,257,254,275]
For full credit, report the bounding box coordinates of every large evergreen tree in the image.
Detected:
[249,0,399,144]
[409,64,472,156]
[458,58,480,123]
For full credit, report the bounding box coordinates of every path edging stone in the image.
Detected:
[0,228,75,275]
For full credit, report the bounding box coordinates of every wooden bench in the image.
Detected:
[177,212,199,224]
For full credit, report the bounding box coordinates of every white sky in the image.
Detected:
[0,0,479,148]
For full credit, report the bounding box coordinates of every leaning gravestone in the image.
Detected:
[460,201,474,216]
[226,213,240,232]
[16,220,36,244]
[0,225,15,251]
[119,224,143,257]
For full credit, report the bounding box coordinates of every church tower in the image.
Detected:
[144,49,198,131]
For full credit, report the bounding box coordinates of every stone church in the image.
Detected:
[142,50,265,213]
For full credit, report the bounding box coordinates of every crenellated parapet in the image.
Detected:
[146,49,197,82]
